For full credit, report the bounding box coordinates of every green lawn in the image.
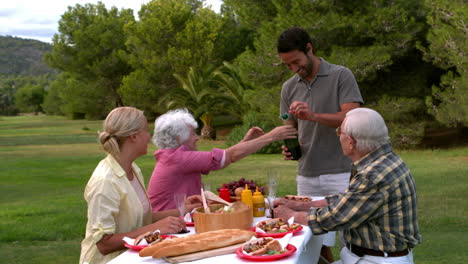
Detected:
[0,115,467,263]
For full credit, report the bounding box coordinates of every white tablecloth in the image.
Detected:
[108,217,323,264]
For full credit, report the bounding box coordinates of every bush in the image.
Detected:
[369,95,429,148]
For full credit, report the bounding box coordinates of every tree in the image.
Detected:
[15,83,45,114]
[164,62,256,139]
[222,0,278,33]
[420,0,467,126]
[120,0,225,115]
[231,0,427,89]
[0,77,19,115]
[213,5,255,62]
[0,74,51,116]
[213,62,253,118]
[226,0,436,146]
[45,2,134,118]
[165,66,227,139]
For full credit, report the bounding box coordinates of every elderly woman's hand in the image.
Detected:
[267,125,298,141]
[184,195,202,213]
[241,127,265,142]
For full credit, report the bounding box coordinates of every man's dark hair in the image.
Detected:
[277,27,312,54]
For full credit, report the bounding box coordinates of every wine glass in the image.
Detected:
[174,193,187,217]
[202,183,211,193]
[174,193,190,233]
[267,170,278,217]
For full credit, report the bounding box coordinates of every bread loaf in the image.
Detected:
[139,229,255,258]
[139,229,226,257]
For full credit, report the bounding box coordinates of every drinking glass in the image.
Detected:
[202,183,211,193]
[174,193,190,233]
[174,193,187,217]
[267,170,278,217]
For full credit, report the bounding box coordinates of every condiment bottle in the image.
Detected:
[252,186,265,217]
[241,184,253,211]
[218,184,231,202]
[281,113,302,160]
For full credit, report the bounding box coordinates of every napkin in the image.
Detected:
[122,229,161,246]
[278,233,292,249]
[122,236,148,246]
[183,212,192,222]
[255,226,266,233]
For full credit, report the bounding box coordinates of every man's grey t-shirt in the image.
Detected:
[280,58,363,177]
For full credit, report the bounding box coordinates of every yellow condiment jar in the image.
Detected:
[241,184,253,211]
[252,186,265,217]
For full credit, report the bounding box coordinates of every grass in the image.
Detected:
[0,115,467,263]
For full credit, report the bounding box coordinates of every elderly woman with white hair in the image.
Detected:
[147,108,298,211]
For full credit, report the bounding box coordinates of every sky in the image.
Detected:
[0,0,223,43]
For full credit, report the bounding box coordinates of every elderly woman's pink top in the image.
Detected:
[147,145,224,211]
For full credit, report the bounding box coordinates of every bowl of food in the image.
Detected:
[193,202,253,233]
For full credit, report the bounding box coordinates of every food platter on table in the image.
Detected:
[250,225,303,238]
[124,235,177,251]
[236,244,297,261]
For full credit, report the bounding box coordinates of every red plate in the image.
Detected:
[236,244,296,261]
[124,235,177,251]
[250,225,303,238]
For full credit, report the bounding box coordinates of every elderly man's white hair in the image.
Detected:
[343,108,390,153]
[152,108,198,149]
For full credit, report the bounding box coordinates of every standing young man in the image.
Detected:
[277,27,363,262]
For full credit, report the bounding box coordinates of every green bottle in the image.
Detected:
[281,113,302,160]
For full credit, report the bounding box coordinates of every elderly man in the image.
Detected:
[273,108,422,264]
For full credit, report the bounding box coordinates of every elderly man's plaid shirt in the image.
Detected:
[308,143,422,252]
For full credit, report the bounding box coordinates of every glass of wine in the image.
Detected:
[174,193,187,217]
[174,193,189,233]
[267,170,278,218]
[202,183,211,193]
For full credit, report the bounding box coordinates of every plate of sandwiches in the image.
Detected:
[236,237,297,261]
[251,218,303,238]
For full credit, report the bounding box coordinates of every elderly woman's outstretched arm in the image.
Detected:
[221,125,297,168]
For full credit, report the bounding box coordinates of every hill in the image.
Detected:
[0,35,55,75]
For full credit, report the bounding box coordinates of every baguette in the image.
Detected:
[139,229,227,257]
[139,229,255,258]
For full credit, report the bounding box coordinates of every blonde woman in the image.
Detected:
[80,107,201,264]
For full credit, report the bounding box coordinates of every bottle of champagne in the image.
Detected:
[281,113,302,160]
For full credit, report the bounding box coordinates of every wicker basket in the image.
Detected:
[193,202,253,233]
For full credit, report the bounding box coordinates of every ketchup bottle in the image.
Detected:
[219,184,231,202]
